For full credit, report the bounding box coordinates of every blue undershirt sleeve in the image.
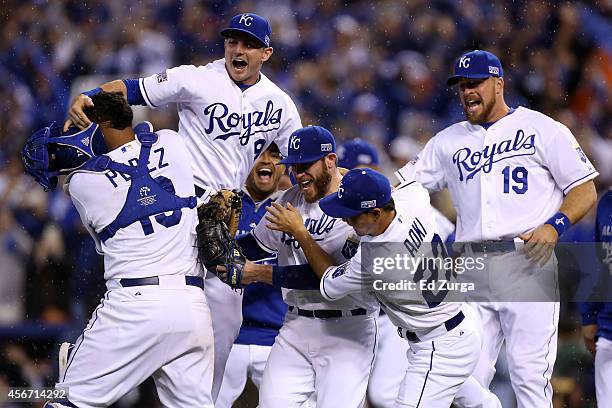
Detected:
[272,264,321,290]
[123,79,146,106]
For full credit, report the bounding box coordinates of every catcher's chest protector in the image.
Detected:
[75,132,196,242]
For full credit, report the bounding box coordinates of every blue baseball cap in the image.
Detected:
[320,168,391,218]
[280,126,336,165]
[221,13,272,47]
[338,139,380,169]
[446,50,503,86]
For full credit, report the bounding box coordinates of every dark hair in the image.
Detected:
[83,91,133,130]
[363,197,395,216]
[267,142,280,154]
[379,197,395,212]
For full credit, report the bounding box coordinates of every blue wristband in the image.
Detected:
[82,87,102,98]
[545,212,571,237]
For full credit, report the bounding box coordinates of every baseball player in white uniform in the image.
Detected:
[338,139,456,407]
[274,167,498,407]
[30,92,214,407]
[64,13,302,401]
[395,50,598,407]
[231,126,379,407]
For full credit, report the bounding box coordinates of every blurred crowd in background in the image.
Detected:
[0,0,611,407]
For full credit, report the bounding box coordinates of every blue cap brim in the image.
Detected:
[319,194,366,219]
[446,73,492,86]
[220,28,267,47]
[279,153,326,165]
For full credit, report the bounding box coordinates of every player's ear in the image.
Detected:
[496,77,504,95]
[325,153,337,169]
[261,47,273,63]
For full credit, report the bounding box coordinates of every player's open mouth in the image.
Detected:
[465,98,481,114]
[300,179,313,191]
[232,58,247,70]
[256,168,273,183]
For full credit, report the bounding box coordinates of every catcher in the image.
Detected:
[27,91,215,407]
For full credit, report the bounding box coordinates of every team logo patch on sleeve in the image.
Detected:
[341,238,359,259]
[332,262,349,278]
[575,147,587,163]
[156,71,168,83]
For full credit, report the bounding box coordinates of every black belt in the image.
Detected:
[119,276,204,290]
[398,311,465,342]
[288,306,367,319]
[467,241,516,253]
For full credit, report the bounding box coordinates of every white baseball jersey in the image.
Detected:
[139,59,302,191]
[320,181,462,331]
[58,130,214,408]
[251,185,378,312]
[67,129,200,281]
[395,106,598,241]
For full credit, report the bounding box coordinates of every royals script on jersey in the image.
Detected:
[395,107,598,241]
[67,130,199,281]
[139,59,302,190]
[251,185,377,312]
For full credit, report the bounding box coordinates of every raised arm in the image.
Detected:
[64,80,128,131]
[265,202,337,278]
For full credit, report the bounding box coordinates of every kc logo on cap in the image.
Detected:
[447,50,503,86]
[239,14,253,26]
[220,13,272,47]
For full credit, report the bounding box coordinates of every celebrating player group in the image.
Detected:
[23,10,607,408]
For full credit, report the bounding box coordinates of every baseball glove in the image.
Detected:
[195,189,243,268]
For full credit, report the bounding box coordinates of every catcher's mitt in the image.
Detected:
[195,189,243,269]
[197,189,243,236]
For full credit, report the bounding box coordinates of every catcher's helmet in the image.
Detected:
[21,122,108,191]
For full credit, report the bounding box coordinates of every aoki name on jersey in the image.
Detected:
[204,100,282,145]
[281,215,337,249]
[452,129,535,181]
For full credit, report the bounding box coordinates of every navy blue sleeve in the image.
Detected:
[579,302,604,325]
[272,264,321,290]
[237,233,274,261]
[123,79,146,106]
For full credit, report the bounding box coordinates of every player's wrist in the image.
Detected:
[252,263,273,284]
[292,225,309,239]
[544,211,572,237]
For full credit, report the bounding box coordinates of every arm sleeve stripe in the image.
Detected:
[139,78,158,108]
[320,269,336,301]
[251,230,277,254]
[562,171,598,195]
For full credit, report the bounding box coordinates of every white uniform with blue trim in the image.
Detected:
[56,130,214,408]
[139,59,302,192]
[320,182,495,407]
[395,106,598,407]
[251,184,379,408]
[137,58,302,401]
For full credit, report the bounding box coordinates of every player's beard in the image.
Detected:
[464,97,495,124]
[306,166,332,203]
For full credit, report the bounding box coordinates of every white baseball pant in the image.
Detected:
[367,312,408,407]
[595,337,612,407]
[394,308,482,407]
[259,311,378,408]
[216,343,271,408]
[56,278,214,407]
